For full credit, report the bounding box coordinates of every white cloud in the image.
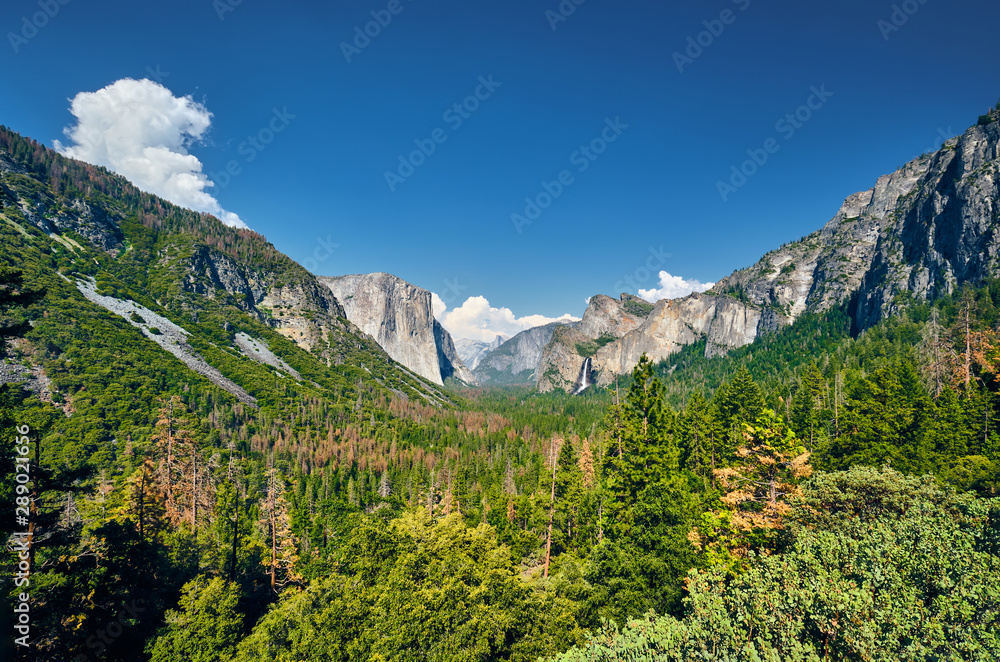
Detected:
[55,78,247,229]
[431,292,447,319]
[638,271,714,303]
[433,295,579,343]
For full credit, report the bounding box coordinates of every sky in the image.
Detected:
[2,0,1000,342]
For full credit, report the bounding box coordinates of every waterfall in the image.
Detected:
[571,357,592,395]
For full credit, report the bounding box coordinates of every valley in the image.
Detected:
[1,104,1000,661]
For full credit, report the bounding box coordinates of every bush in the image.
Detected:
[551,467,1000,662]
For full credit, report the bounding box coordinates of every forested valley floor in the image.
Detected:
[1,126,998,660]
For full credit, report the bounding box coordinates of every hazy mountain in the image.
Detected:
[473,321,573,386]
[454,334,507,371]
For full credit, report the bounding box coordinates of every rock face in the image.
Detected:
[537,295,648,392]
[0,125,456,409]
[539,111,1000,392]
[455,335,507,371]
[473,322,571,385]
[318,273,474,385]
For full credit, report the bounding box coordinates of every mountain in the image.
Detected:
[317,273,474,386]
[539,109,1000,392]
[455,334,507,371]
[473,321,573,386]
[0,125,456,429]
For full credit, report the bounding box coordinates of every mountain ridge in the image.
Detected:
[538,110,1000,392]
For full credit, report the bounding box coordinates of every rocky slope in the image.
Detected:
[539,109,1000,392]
[473,322,571,386]
[0,126,452,407]
[318,273,474,386]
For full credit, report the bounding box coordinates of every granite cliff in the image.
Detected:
[318,273,474,386]
[538,109,1000,392]
[0,126,453,407]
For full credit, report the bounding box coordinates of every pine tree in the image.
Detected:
[149,396,198,525]
[554,436,584,554]
[714,408,811,541]
[261,462,299,592]
[377,471,392,498]
[577,436,596,490]
[602,355,678,535]
[604,355,677,499]
[790,363,825,450]
[128,459,167,547]
[679,393,721,490]
[919,308,952,397]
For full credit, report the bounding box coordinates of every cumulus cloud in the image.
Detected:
[54,78,247,229]
[638,271,714,303]
[433,295,580,343]
[431,292,447,319]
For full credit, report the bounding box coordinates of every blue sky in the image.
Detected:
[3,0,1000,341]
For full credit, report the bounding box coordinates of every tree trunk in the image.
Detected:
[544,439,558,578]
[230,490,239,582]
[270,473,277,591]
[192,452,198,566]
[965,303,972,390]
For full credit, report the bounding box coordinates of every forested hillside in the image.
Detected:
[1,125,999,661]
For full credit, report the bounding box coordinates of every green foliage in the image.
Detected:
[551,467,1000,662]
[148,576,242,662]
[4,119,1000,662]
[622,299,655,318]
[237,511,584,662]
[575,334,617,359]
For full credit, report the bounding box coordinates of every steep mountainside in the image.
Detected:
[0,126,454,419]
[539,110,1000,392]
[472,322,570,386]
[318,273,474,385]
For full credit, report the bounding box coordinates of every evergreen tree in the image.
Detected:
[553,437,584,555]
[147,576,242,662]
[260,464,299,593]
[714,408,811,546]
[603,355,678,527]
[790,362,826,449]
[678,393,721,490]
[713,365,766,433]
